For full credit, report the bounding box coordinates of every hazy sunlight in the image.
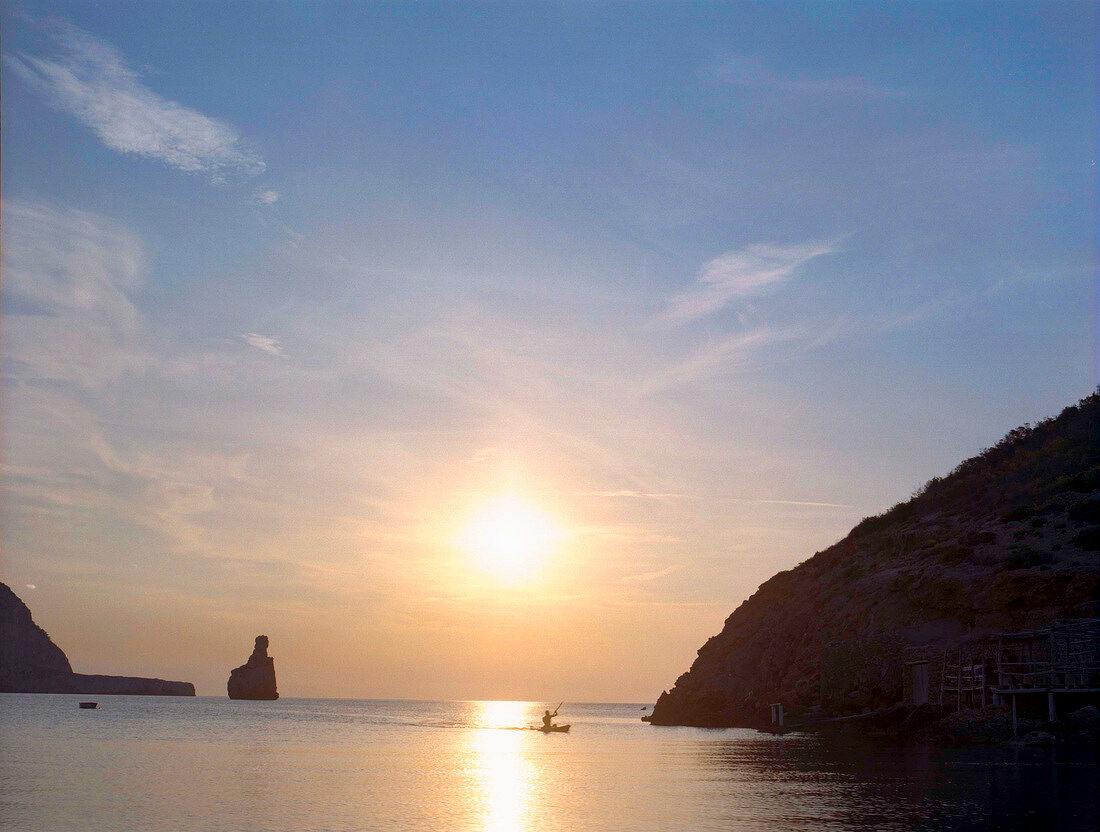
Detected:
[471,701,534,832]
[460,496,563,584]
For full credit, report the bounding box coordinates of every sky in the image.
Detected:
[1,1,1096,700]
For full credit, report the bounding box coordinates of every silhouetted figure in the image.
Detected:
[227,635,278,700]
[542,708,558,730]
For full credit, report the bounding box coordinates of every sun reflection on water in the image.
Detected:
[470,701,534,832]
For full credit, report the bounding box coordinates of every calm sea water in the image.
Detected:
[1,695,1097,831]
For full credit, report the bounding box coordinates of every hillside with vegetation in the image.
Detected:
[647,391,1100,728]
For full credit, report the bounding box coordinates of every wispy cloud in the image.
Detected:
[254,189,280,205]
[2,200,150,388]
[572,490,689,499]
[5,20,264,182]
[241,332,283,356]
[576,489,850,508]
[722,499,852,509]
[703,55,904,99]
[662,242,837,325]
[621,565,682,583]
[642,326,805,392]
[282,226,305,248]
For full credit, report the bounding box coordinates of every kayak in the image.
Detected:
[533,724,570,733]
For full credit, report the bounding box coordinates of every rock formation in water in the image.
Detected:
[0,583,195,696]
[648,391,1100,728]
[227,635,279,700]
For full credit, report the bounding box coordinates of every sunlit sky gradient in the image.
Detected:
[2,2,1096,699]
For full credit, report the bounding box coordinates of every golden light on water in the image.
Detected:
[460,495,564,584]
[471,701,534,832]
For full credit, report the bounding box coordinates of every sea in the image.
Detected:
[1,696,1097,831]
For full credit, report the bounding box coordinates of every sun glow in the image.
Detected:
[461,495,563,583]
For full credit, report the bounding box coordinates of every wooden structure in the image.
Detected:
[935,619,1100,734]
[993,618,1100,734]
[940,648,989,710]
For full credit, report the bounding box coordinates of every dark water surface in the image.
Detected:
[1,696,1096,831]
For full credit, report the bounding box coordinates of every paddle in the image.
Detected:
[531,702,565,730]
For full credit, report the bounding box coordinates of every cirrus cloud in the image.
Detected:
[241,333,283,356]
[702,55,905,100]
[662,241,837,325]
[5,19,265,182]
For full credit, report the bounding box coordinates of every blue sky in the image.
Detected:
[1,1,1096,699]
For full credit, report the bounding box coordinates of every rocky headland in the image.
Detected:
[648,392,1100,733]
[0,583,195,696]
[227,634,279,700]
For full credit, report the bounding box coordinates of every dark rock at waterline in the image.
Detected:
[934,708,1016,745]
[1011,730,1060,746]
[789,703,1097,746]
[1064,705,1100,733]
[1064,705,1100,744]
[0,582,195,696]
[227,635,279,700]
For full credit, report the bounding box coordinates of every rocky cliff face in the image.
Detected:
[227,635,279,700]
[0,583,195,696]
[648,392,1100,728]
[0,582,73,685]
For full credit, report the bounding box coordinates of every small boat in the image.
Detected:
[534,724,570,733]
[79,702,99,709]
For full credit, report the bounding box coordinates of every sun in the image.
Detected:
[461,495,563,583]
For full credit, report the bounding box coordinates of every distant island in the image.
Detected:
[0,583,194,696]
[648,392,1100,741]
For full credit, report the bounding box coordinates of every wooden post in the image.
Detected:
[994,639,1001,706]
[939,651,947,706]
[1049,630,1055,690]
[1048,630,1056,723]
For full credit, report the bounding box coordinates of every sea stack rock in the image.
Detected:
[227,635,279,700]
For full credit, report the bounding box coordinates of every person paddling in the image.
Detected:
[539,699,558,730]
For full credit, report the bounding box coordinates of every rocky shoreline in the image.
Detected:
[805,703,1100,747]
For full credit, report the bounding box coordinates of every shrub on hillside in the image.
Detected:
[1005,545,1054,568]
[1001,505,1037,522]
[1069,499,1100,525]
[1073,528,1100,551]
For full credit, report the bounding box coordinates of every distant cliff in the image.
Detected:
[648,392,1100,728]
[0,583,195,696]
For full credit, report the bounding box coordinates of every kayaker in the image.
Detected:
[541,708,558,730]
